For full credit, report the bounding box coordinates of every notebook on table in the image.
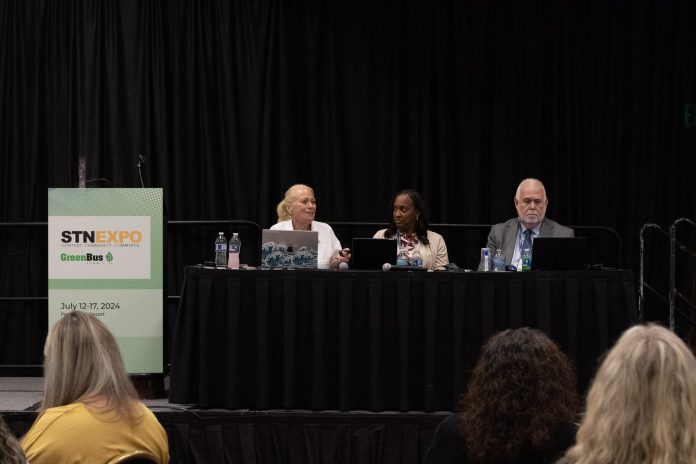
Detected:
[261,229,319,269]
[531,237,589,271]
[350,238,396,270]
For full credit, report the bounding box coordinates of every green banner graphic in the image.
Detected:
[48,188,163,373]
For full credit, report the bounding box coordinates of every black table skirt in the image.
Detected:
[5,410,444,464]
[170,267,637,411]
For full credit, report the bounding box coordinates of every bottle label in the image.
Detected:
[215,244,226,252]
[228,252,240,269]
[522,257,531,271]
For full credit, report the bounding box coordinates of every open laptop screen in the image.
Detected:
[531,237,589,271]
[261,229,319,269]
[350,238,396,270]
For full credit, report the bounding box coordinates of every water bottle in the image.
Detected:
[480,248,491,272]
[521,248,532,271]
[214,232,227,269]
[396,244,408,266]
[227,233,241,269]
[492,249,505,272]
[410,248,423,267]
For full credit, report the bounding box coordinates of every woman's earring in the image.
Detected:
[416,214,420,221]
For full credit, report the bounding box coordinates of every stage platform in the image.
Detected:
[1,377,445,464]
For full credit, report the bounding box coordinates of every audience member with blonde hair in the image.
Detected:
[271,184,350,269]
[0,415,26,464]
[558,324,696,464]
[424,327,579,464]
[21,311,169,463]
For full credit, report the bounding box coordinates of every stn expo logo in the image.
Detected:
[60,230,143,244]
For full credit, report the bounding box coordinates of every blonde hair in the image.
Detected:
[42,311,141,422]
[276,184,314,222]
[559,324,696,464]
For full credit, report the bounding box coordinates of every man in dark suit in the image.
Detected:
[486,178,574,267]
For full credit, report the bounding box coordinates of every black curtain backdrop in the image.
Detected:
[1,0,695,364]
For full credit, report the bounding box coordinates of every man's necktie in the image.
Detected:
[522,229,533,251]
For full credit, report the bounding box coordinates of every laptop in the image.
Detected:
[531,237,589,271]
[261,229,319,269]
[350,238,396,270]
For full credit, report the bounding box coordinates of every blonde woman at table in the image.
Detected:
[373,189,449,271]
[21,311,169,464]
[271,184,350,269]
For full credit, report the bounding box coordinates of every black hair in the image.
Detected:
[383,189,430,245]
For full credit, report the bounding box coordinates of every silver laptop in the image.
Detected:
[261,229,319,269]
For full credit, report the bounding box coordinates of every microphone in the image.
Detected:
[382,263,391,271]
[338,262,349,271]
[137,154,147,188]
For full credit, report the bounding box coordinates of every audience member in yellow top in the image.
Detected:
[21,311,169,463]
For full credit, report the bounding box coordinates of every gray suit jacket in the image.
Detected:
[486,217,574,266]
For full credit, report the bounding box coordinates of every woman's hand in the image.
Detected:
[337,248,351,263]
[331,248,352,268]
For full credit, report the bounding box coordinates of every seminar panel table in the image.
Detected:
[170,266,637,411]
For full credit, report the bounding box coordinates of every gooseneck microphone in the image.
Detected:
[137,154,147,188]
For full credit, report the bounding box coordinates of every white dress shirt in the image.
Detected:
[511,222,541,269]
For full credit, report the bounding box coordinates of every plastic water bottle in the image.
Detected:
[480,248,491,272]
[492,249,505,272]
[214,232,227,269]
[410,248,423,267]
[396,244,408,266]
[521,248,532,271]
[227,233,241,269]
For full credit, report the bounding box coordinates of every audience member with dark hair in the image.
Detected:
[0,415,26,464]
[424,327,579,464]
[558,324,696,464]
[21,311,169,463]
[373,189,449,270]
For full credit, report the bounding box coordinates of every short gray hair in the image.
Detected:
[514,178,546,201]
